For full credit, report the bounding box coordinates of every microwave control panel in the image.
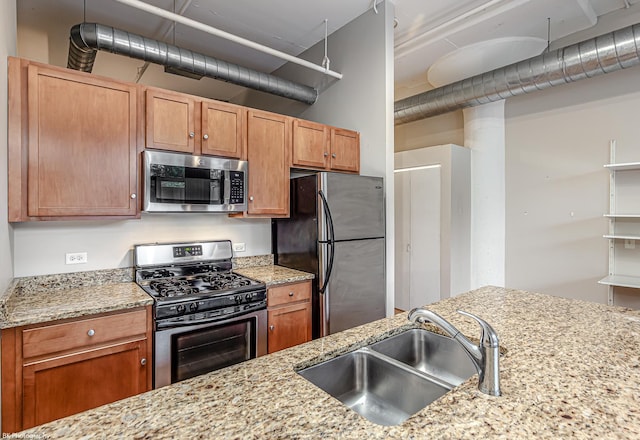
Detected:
[229,171,245,205]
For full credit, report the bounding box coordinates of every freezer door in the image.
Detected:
[321,173,385,241]
[323,238,386,335]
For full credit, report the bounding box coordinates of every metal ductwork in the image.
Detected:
[395,23,640,125]
[67,23,319,105]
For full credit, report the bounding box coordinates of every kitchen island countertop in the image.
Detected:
[18,286,640,438]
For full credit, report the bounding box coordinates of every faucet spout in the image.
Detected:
[408,308,501,396]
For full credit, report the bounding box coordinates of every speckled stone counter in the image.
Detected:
[19,286,640,439]
[235,265,314,286]
[1,268,152,329]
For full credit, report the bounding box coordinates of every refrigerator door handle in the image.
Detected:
[318,190,335,295]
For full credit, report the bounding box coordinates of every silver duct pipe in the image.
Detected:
[67,23,318,105]
[395,23,640,125]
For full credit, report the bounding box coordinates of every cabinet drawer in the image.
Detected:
[268,281,311,307]
[22,309,148,359]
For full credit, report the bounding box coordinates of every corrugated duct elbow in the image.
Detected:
[394,23,640,125]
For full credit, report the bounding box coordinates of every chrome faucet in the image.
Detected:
[408,308,501,396]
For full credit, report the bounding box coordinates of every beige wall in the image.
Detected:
[0,1,17,290]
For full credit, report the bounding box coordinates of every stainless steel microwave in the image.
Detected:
[143,150,247,213]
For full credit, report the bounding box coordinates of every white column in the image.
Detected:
[464,100,505,288]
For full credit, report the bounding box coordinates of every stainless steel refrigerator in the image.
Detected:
[272,172,386,338]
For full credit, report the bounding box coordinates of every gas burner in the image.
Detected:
[141,269,177,280]
[182,264,223,276]
[149,280,199,297]
[196,273,252,290]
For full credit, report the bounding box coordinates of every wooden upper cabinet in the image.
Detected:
[330,128,360,173]
[246,109,291,217]
[201,100,245,158]
[291,119,360,174]
[17,61,138,219]
[145,88,196,153]
[292,119,329,169]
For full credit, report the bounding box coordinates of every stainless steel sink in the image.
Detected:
[368,328,476,386]
[297,329,477,426]
[298,347,451,426]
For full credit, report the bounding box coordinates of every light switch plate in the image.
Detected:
[233,243,246,252]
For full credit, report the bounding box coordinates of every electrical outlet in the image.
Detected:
[625,239,636,250]
[65,252,88,264]
[233,243,246,252]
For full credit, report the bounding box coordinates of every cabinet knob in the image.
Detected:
[269,325,275,331]
[130,193,137,199]
[87,329,95,337]
[203,134,209,140]
[289,291,294,297]
[332,153,336,158]
[189,132,195,138]
[324,152,328,157]
[249,196,254,201]
[140,358,147,366]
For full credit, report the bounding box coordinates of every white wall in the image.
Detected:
[505,7,640,306]
[0,2,17,289]
[235,2,396,315]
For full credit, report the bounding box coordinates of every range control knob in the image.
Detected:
[189,303,198,312]
[234,295,242,304]
[176,304,186,314]
[245,293,252,301]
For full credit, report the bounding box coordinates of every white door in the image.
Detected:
[394,166,441,311]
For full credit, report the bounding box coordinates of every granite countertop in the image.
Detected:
[0,262,312,329]
[20,286,640,439]
[1,268,153,328]
[234,265,314,286]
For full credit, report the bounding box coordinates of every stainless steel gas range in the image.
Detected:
[134,240,267,388]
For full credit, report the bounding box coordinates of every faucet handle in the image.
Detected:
[457,310,500,349]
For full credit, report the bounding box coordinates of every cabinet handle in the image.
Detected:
[289,291,294,297]
[269,325,275,331]
[324,152,328,157]
[140,358,147,366]
[249,196,254,201]
[332,153,336,158]
[130,194,137,199]
[87,329,95,337]
[203,134,209,140]
[189,132,195,138]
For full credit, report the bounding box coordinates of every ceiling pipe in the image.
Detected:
[111,0,343,80]
[395,22,640,125]
[67,23,318,105]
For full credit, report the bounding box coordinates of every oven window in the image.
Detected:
[172,319,255,383]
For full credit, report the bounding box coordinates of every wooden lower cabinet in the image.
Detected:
[267,281,312,353]
[1,307,152,433]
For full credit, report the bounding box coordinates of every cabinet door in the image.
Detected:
[201,100,244,158]
[330,128,360,173]
[27,65,137,217]
[246,110,290,216]
[22,340,149,429]
[146,89,196,153]
[292,119,328,169]
[267,302,311,353]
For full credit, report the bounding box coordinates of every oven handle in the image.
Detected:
[156,304,266,330]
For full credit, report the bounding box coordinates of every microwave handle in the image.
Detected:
[224,170,231,203]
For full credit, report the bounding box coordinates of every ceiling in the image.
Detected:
[16,0,640,102]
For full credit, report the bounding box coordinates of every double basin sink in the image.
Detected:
[297,328,477,426]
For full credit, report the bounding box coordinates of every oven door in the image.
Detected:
[154,308,267,388]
